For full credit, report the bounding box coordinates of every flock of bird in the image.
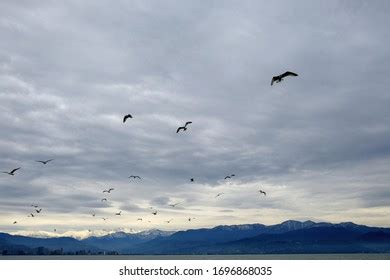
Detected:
[2,71,297,231]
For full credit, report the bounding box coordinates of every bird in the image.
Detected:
[129,175,141,179]
[92,213,96,217]
[215,193,224,198]
[115,211,122,216]
[103,188,114,193]
[35,159,54,165]
[28,213,35,218]
[224,176,231,180]
[123,114,133,123]
[13,221,17,224]
[271,71,298,86]
[188,217,195,222]
[259,189,267,196]
[176,121,192,133]
[165,219,173,223]
[2,167,21,176]
[169,202,180,207]
[101,198,107,202]
[137,218,143,221]
[35,208,42,213]
[31,204,39,208]
[190,178,194,182]
[102,218,108,221]
[151,210,158,215]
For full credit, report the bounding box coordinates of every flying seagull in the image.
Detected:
[215,193,224,198]
[102,217,108,221]
[103,188,114,193]
[123,114,133,123]
[35,208,42,213]
[169,202,180,207]
[176,121,192,133]
[13,221,17,224]
[129,175,141,179]
[36,159,54,165]
[190,178,194,182]
[101,198,107,202]
[92,213,96,217]
[2,167,21,176]
[137,218,143,221]
[188,217,195,222]
[259,190,267,196]
[151,210,158,215]
[271,71,298,86]
[31,204,39,208]
[28,213,35,218]
[165,219,173,224]
[115,211,122,216]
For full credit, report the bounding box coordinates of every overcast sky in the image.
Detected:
[1,0,390,238]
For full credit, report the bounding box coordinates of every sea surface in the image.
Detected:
[1,254,389,260]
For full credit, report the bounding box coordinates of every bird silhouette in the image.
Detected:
[2,167,21,176]
[151,210,158,215]
[176,121,192,133]
[188,217,195,222]
[129,175,141,179]
[123,114,133,123]
[13,221,17,224]
[92,213,96,217]
[259,190,267,196]
[137,218,143,221]
[190,178,194,182]
[101,198,107,202]
[215,193,224,198]
[28,213,35,218]
[224,176,231,180]
[103,188,114,193]
[271,71,298,85]
[35,208,42,213]
[169,202,180,207]
[31,204,39,208]
[115,211,122,216]
[36,159,54,165]
[165,219,173,223]
[102,217,108,221]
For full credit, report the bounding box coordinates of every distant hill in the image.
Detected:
[1,221,390,255]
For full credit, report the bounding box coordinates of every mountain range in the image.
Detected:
[1,220,390,255]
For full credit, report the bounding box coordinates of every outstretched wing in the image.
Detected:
[185,121,192,127]
[176,127,184,133]
[10,167,21,174]
[281,71,298,78]
[224,176,230,179]
[271,76,277,86]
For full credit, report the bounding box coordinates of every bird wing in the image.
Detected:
[46,159,54,163]
[271,76,276,86]
[185,121,192,127]
[176,127,183,133]
[281,71,298,78]
[11,167,21,173]
[224,176,230,179]
[36,160,45,164]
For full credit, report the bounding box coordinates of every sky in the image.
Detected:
[1,0,390,238]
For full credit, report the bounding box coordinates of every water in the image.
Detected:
[1,254,389,260]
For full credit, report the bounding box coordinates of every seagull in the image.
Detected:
[2,167,21,176]
[101,198,107,202]
[92,213,96,217]
[129,175,141,179]
[137,218,143,221]
[13,221,17,224]
[35,208,42,213]
[115,211,122,216]
[188,217,195,222]
[151,210,158,215]
[103,188,114,193]
[28,213,35,218]
[259,190,267,196]
[123,114,133,123]
[165,219,173,223]
[271,71,298,86]
[190,178,194,182]
[31,204,39,208]
[102,217,108,221]
[169,202,180,207]
[215,192,224,198]
[176,121,192,133]
[224,176,231,180]
[35,159,54,165]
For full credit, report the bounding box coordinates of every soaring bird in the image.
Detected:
[31,204,39,208]
[123,114,133,123]
[190,178,194,182]
[259,190,267,196]
[102,217,108,221]
[137,218,143,221]
[101,198,107,202]
[151,210,158,215]
[28,213,35,218]
[13,221,17,224]
[224,176,231,180]
[188,217,195,222]
[271,71,298,86]
[129,175,141,179]
[103,188,114,193]
[2,167,21,176]
[215,193,224,198]
[115,211,122,216]
[36,159,54,165]
[92,213,96,217]
[35,208,42,213]
[169,202,180,207]
[165,219,173,223]
[176,121,192,133]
